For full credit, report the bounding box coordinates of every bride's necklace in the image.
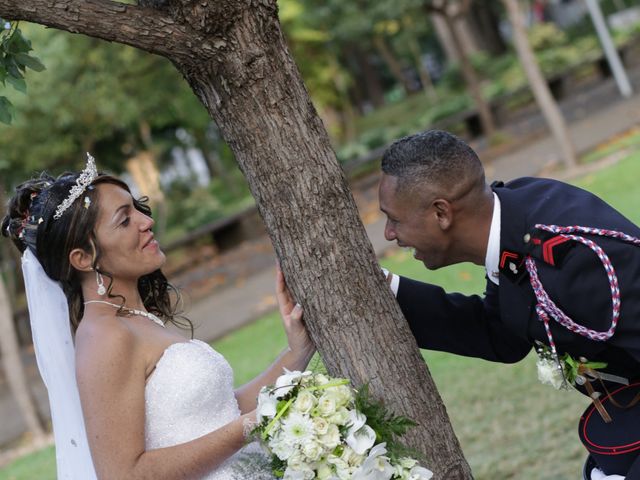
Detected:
[84,300,165,328]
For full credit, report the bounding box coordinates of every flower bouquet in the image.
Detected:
[253,369,433,480]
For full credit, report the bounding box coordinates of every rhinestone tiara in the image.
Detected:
[53,153,99,220]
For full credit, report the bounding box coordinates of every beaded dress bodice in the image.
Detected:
[144,339,272,479]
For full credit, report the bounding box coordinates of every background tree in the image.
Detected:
[502,0,577,168]
[468,0,507,56]
[0,187,47,446]
[0,0,472,476]
[424,0,496,138]
[0,22,48,446]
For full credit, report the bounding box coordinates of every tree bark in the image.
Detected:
[0,0,473,476]
[503,0,577,168]
[0,272,46,441]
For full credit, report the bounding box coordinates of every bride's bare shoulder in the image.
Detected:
[75,313,139,376]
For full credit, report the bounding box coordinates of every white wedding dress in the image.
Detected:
[145,339,275,479]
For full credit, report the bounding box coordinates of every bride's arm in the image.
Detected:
[76,319,255,480]
[234,266,316,413]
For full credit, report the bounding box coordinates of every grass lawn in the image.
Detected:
[2,153,640,479]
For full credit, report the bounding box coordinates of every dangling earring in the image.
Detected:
[95,269,106,296]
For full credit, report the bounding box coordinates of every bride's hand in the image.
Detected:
[276,265,315,359]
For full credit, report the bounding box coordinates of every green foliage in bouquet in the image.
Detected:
[353,384,421,464]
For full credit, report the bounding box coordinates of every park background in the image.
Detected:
[1,0,640,478]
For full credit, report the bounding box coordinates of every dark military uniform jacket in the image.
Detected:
[397,177,640,382]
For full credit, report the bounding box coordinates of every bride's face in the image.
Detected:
[93,183,165,281]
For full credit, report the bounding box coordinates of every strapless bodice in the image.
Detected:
[145,339,273,479]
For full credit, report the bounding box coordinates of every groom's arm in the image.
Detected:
[394,275,531,363]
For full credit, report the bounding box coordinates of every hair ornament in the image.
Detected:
[53,153,98,220]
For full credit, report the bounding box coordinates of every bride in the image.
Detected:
[1,154,315,479]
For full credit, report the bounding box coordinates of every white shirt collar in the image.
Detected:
[485,192,501,285]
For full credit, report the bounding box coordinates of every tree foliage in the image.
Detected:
[0,23,209,186]
[0,19,45,125]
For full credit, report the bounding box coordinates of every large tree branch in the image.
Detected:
[0,0,204,60]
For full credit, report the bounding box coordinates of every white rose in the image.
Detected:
[301,440,324,462]
[314,373,330,385]
[292,390,317,414]
[536,358,566,389]
[341,445,366,467]
[312,417,329,435]
[317,394,337,416]
[318,424,341,449]
[327,407,350,426]
[331,385,353,407]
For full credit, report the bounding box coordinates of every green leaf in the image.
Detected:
[0,96,13,124]
[6,74,26,93]
[5,29,31,54]
[14,53,45,72]
[4,56,22,78]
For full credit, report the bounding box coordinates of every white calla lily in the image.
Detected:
[274,369,312,398]
[409,465,434,480]
[257,388,278,420]
[352,443,395,480]
[345,410,377,455]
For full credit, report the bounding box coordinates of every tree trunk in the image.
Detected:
[405,29,437,98]
[432,14,459,62]
[0,1,473,476]
[0,272,47,441]
[329,56,358,142]
[372,34,413,95]
[469,0,507,55]
[503,0,577,168]
[440,10,496,138]
[347,44,386,109]
[0,186,46,442]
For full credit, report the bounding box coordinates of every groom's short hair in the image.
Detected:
[381,130,485,200]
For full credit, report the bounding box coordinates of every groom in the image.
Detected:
[378,130,640,478]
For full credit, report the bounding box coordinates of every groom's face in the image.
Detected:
[379,174,450,270]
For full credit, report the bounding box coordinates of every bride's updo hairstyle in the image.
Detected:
[2,170,190,333]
